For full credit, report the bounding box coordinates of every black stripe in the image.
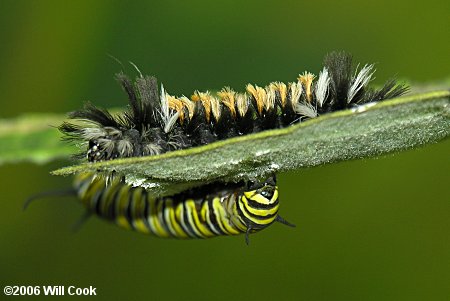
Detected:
[173,201,192,237]
[80,179,93,206]
[98,184,112,217]
[245,197,279,209]
[157,198,172,236]
[240,199,278,221]
[198,199,217,236]
[235,196,249,226]
[91,186,104,215]
[182,201,201,238]
[107,185,121,220]
[237,202,273,230]
[164,199,179,237]
[99,183,116,219]
[187,201,204,238]
[125,188,135,230]
[134,189,146,228]
[208,198,226,235]
[142,192,153,234]
[170,200,190,237]
[102,185,123,220]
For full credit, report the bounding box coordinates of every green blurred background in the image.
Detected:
[1,0,449,300]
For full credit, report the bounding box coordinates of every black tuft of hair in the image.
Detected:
[68,102,120,128]
[116,73,161,130]
[324,51,353,109]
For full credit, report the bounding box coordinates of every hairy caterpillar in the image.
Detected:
[60,51,408,162]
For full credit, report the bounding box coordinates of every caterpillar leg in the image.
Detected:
[71,211,93,233]
[275,215,296,227]
[245,226,252,245]
[245,216,295,245]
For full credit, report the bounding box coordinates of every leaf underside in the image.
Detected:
[51,90,449,196]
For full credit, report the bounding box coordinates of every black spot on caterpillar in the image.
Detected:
[59,51,408,163]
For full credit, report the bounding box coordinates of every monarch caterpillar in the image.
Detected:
[29,51,408,242]
[71,172,293,243]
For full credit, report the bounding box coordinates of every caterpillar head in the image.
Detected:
[84,127,137,162]
[84,127,164,162]
[238,177,280,230]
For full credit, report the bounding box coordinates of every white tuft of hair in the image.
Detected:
[159,84,179,133]
[347,64,375,103]
[315,67,330,107]
[295,101,318,118]
[289,81,303,108]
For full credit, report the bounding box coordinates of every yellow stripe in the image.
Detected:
[182,199,203,237]
[160,198,178,237]
[175,202,195,237]
[76,172,94,182]
[238,198,276,225]
[100,180,120,216]
[74,172,95,190]
[131,189,150,234]
[100,182,118,217]
[211,198,229,234]
[273,189,278,203]
[160,198,176,236]
[146,196,159,234]
[153,200,170,237]
[186,200,214,237]
[116,216,130,229]
[243,187,278,204]
[90,181,111,211]
[241,197,279,216]
[230,201,247,231]
[243,191,273,205]
[115,185,131,229]
[166,199,189,238]
[81,177,104,208]
[200,202,208,223]
[201,201,220,235]
[213,198,240,235]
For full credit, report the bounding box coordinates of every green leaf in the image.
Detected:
[0,114,75,165]
[51,90,450,196]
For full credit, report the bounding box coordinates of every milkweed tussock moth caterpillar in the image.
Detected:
[59,51,408,163]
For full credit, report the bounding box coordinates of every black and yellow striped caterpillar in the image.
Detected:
[73,172,293,243]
